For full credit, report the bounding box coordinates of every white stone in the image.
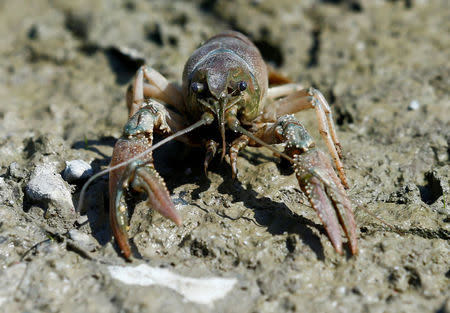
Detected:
[63,159,93,183]
[68,229,96,251]
[408,100,420,111]
[26,162,74,214]
[108,264,237,307]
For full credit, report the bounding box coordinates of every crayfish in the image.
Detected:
[95,31,357,259]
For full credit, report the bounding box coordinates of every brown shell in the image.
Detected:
[181,31,268,121]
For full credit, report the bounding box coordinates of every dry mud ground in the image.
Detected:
[0,0,449,312]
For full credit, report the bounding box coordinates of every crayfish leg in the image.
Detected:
[264,86,348,188]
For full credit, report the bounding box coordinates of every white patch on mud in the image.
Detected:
[108,264,237,307]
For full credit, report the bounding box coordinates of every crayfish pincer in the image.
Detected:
[102,31,357,259]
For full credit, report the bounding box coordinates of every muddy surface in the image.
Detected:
[0,0,449,312]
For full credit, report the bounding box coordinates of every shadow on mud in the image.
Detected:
[73,133,345,260]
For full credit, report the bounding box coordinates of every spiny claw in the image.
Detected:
[109,137,180,259]
[131,165,181,226]
[293,149,357,255]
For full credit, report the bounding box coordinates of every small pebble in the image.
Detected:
[408,100,420,111]
[76,215,89,225]
[63,160,93,183]
[26,162,75,215]
[8,162,26,179]
[68,229,96,252]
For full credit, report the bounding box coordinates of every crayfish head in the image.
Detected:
[188,65,254,159]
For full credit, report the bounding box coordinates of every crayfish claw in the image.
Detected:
[294,150,357,255]
[109,137,181,259]
[110,176,132,259]
[131,164,181,226]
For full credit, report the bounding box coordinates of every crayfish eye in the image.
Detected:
[191,82,204,93]
[238,81,247,91]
